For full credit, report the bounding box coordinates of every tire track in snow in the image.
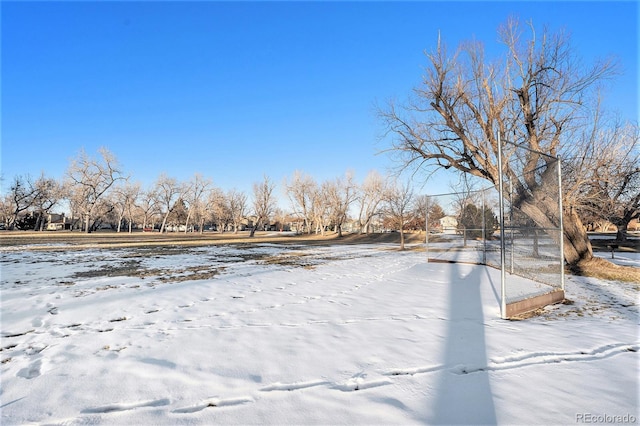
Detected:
[172,396,253,413]
[472,342,639,374]
[81,398,171,413]
[76,342,638,419]
[260,379,329,391]
[381,342,639,377]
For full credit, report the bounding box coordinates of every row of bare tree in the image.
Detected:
[1,148,444,245]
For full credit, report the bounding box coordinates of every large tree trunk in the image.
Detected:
[160,213,170,233]
[562,208,593,264]
[613,210,637,242]
[249,218,259,237]
[184,211,192,233]
[615,225,628,242]
[519,200,592,266]
[33,213,42,231]
[512,163,593,266]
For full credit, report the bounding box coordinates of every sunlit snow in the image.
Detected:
[1,242,637,424]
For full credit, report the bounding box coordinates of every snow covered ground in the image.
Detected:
[1,242,638,425]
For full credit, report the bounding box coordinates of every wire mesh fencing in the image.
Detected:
[426,158,564,315]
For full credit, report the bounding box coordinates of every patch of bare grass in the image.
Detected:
[73,260,142,279]
[71,258,224,283]
[262,251,317,269]
[156,265,224,283]
[569,257,640,285]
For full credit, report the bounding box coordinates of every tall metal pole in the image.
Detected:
[481,191,486,265]
[509,177,514,274]
[498,133,507,319]
[425,197,430,263]
[557,157,565,291]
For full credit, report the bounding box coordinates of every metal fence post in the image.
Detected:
[426,197,430,263]
[557,157,565,291]
[482,190,486,265]
[509,177,514,274]
[498,133,507,319]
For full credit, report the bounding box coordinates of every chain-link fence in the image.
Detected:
[426,153,564,318]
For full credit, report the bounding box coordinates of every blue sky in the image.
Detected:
[2,1,637,203]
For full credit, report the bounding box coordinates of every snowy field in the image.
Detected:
[1,242,638,425]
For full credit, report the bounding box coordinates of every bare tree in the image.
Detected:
[66,148,125,233]
[138,189,160,231]
[413,194,445,233]
[449,175,481,218]
[183,173,212,233]
[285,171,317,234]
[250,175,276,237]
[0,195,12,228]
[124,183,142,233]
[6,175,39,230]
[382,180,415,250]
[273,207,288,232]
[324,171,359,237]
[356,170,387,234]
[565,119,639,241]
[192,183,219,234]
[153,174,182,233]
[87,198,116,231]
[31,174,63,231]
[112,181,140,233]
[379,18,616,265]
[313,182,331,235]
[205,188,227,232]
[226,189,247,233]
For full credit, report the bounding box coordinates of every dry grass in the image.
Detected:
[0,230,339,250]
[0,230,429,250]
[569,257,640,284]
[262,251,318,269]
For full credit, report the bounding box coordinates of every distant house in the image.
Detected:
[47,213,70,231]
[439,216,458,234]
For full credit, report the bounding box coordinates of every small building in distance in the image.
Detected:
[439,215,458,234]
[46,213,71,231]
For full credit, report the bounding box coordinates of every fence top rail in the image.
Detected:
[425,187,495,198]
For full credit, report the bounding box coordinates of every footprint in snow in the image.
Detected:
[17,359,42,379]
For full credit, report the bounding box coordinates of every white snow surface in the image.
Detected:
[1,242,638,425]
